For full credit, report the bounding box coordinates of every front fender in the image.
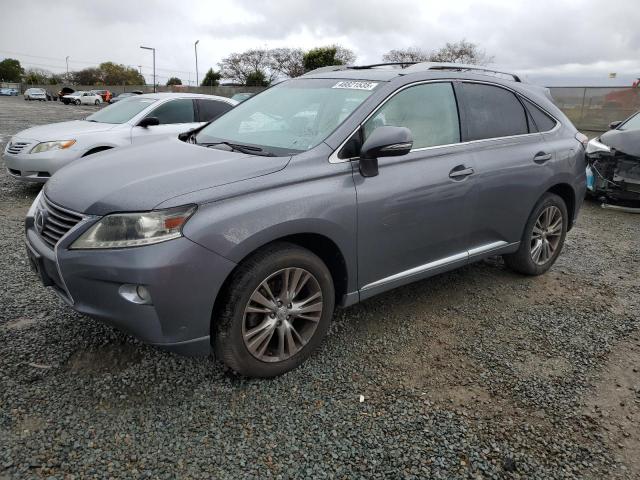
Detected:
[181,156,359,294]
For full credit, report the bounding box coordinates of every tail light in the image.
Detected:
[575,132,588,148]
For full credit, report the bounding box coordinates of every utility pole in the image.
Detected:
[140,46,156,92]
[65,56,69,81]
[194,40,200,87]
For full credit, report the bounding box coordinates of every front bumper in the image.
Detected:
[25,207,237,355]
[3,147,81,182]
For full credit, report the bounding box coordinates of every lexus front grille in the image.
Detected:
[37,195,84,248]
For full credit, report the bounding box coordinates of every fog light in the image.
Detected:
[118,284,153,305]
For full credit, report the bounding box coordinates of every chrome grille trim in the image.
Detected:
[7,142,30,155]
[38,195,85,248]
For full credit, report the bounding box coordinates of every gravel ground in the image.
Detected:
[0,96,639,479]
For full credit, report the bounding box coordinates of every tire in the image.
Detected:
[214,242,335,377]
[503,192,568,276]
[94,100,100,105]
[74,99,80,105]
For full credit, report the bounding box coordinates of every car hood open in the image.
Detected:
[44,137,290,215]
[14,120,118,141]
[599,128,640,158]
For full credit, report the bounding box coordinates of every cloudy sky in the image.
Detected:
[1,0,639,85]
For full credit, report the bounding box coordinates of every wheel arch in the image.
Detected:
[546,183,576,230]
[211,232,351,332]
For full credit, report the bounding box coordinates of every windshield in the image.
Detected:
[196,78,380,154]
[620,113,640,131]
[86,97,157,124]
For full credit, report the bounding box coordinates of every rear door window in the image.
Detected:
[148,99,195,124]
[196,99,233,122]
[461,83,529,140]
[363,82,460,149]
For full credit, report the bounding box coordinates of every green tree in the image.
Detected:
[72,67,102,85]
[0,58,24,82]
[201,68,222,86]
[245,70,268,87]
[166,77,182,86]
[302,45,355,72]
[99,62,145,85]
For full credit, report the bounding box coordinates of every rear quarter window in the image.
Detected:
[521,98,558,132]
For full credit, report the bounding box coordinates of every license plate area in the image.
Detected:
[25,241,54,287]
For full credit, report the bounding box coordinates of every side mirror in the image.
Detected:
[609,120,622,130]
[359,126,413,177]
[138,116,160,128]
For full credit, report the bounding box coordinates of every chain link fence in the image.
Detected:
[548,87,640,134]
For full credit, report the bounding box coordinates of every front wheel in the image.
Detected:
[94,99,100,105]
[214,242,335,377]
[503,192,568,275]
[74,99,80,105]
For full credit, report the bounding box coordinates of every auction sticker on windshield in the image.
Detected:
[332,81,378,90]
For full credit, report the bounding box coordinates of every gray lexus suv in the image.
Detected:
[24,63,587,377]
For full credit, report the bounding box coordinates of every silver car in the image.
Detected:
[24,88,47,101]
[4,93,237,182]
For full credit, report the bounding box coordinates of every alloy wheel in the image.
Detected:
[242,268,323,363]
[530,205,563,265]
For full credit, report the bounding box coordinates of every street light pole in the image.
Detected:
[140,46,156,92]
[194,40,200,87]
[65,56,69,80]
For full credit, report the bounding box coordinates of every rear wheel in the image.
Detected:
[214,242,335,377]
[94,99,100,105]
[503,193,568,275]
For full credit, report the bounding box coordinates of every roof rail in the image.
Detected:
[302,61,522,82]
[348,62,418,69]
[301,65,350,76]
[404,62,522,82]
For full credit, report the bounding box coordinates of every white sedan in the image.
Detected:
[63,91,103,106]
[3,93,237,182]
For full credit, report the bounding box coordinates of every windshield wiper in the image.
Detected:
[200,141,276,157]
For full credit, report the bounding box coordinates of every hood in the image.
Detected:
[14,120,118,142]
[45,137,290,215]
[600,128,640,158]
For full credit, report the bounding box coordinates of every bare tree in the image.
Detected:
[334,45,356,65]
[428,40,493,65]
[269,47,305,78]
[382,47,430,63]
[220,45,356,84]
[219,49,277,84]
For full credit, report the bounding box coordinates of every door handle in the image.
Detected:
[449,166,475,179]
[533,152,552,163]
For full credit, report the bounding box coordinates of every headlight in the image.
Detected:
[585,138,611,155]
[27,190,44,217]
[70,205,196,249]
[30,140,76,154]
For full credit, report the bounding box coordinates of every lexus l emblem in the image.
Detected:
[34,209,46,234]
